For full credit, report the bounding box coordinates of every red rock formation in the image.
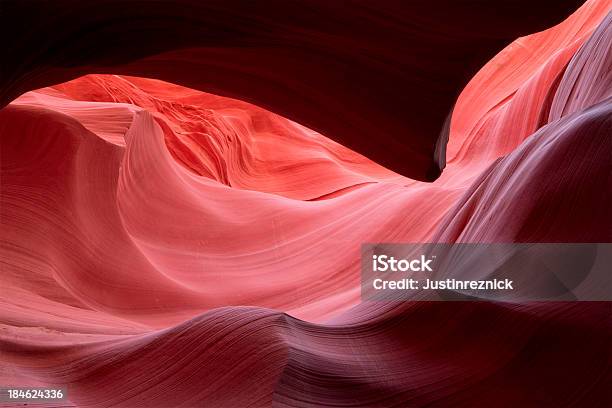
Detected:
[0,1,610,406]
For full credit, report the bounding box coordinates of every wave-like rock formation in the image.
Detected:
[1,1,611,407]
[0,0,591,181]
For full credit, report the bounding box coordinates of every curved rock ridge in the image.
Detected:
[0,0,594,181]
[1,2,611,407]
